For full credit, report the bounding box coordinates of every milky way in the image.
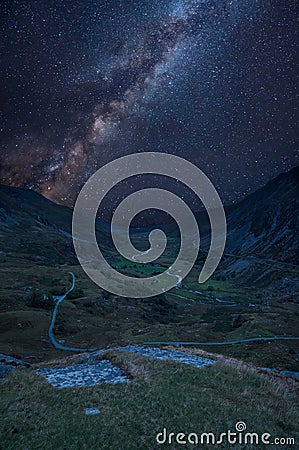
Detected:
[0,0,298,216]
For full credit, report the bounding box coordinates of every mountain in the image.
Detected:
[225,165,299,263]
[0,165,298,266]
[0,184,76,265]
[0,183,77,234]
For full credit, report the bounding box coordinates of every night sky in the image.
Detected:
[0,0,298,213]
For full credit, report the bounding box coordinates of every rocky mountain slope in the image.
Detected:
[225,166,299,263]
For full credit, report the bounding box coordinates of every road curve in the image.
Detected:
[143,337,299,346]
[49,272,94,352]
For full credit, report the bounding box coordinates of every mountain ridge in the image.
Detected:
[0,164,298,264]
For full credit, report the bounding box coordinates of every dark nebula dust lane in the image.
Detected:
[0,0,298,214]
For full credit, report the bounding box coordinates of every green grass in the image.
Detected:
[1,351,298,450]
[1,260,298,370]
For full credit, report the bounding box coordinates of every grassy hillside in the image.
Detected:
[1,350,298,450]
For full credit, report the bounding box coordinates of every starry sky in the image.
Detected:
[0,0,298,215]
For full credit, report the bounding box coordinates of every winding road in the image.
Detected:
[49,273,299,352]
[49,272,94,352]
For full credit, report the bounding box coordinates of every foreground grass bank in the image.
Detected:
[1,350,298,449]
